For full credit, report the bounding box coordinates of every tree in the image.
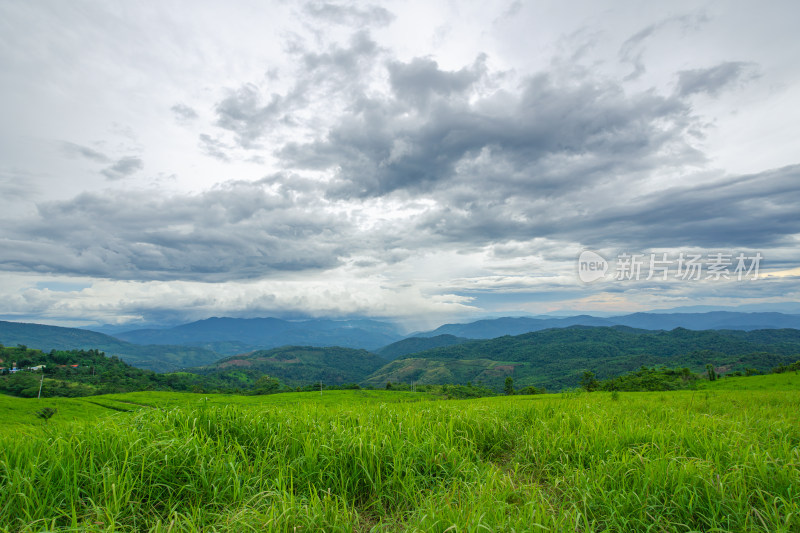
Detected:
[253,375,280,395]
[706,364,717,381]
[504,377,514,395]
[35,407,57,423]
[580,370,599,392]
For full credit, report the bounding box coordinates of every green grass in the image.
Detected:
[699,371,800,390]
[99,389,435,408]
[0,390,435,435]
[1,389,799,531]
[0,394,125,434]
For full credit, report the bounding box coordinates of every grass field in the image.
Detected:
[699,370,800,391]
[1,385,799,532]
[0,394,129,433]
[0,390,434,435]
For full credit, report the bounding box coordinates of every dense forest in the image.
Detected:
[364,327,800,390]
[189,345,389,388]
[0,345,227,397]
[0,345,385,398]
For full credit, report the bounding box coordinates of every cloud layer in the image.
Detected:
[1,1,799,326]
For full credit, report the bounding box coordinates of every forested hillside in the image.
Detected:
[191,345,388,388]
[376,334,469,360]
[364,326,800,390]
[0,345,214,397]
[0,321,221,371]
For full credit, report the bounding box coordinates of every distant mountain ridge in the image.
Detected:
[0,320,220,372]
[114,317,403,354]
[417,315,615,338]
[415,312,800,340]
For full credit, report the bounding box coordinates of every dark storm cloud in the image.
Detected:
[676,62,754,97]
[387,56,485,109]
[0,178,352,281]
[281,58,694,198]
[590,164,800,248]
[404,164,800,254]
[171,103,199,122]
[303,2,394,27]
[61,142,110,163]
[101,156,143,180]
[4,32,795,288]
[276,50,799,256]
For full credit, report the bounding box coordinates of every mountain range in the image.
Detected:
[414,312,800,338]
[3,311,800,390]
[0,320,220,372]
[113,317,403,354]
[108,311,800,360]
[365,326,800,390]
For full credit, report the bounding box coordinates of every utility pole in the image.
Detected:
[37,371,44,399]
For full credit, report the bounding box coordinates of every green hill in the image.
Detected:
[191,345,389,388]
[0,345,217,397]
[363,326,800,391]
[0,320,222,372]
[375,334,469,360]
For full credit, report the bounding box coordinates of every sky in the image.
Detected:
[1,0,799,331]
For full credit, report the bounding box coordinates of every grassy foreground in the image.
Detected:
[1,389,799,532]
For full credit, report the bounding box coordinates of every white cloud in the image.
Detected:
[1,0,799,326]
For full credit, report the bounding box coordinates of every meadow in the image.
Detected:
[698,370,800,391]
[1,383,799,532]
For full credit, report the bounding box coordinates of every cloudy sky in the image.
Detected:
[1,0,799,330]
